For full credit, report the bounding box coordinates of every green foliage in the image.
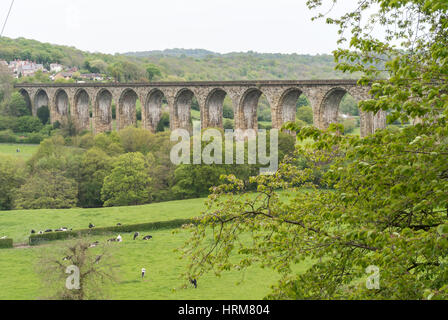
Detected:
[339,94,359,116]
[29,218,193,245]
[14,169,78,209]
[145,63,162,81]
[156,112,170,132]
[101,152,151,207]
[341,118,357,134]
[296,105,313,124]
[5,92,30,117]
[118,126,153,154]
[223,105,234,119]
[0,238,13,249]
[13,116,43,133]
[0,129,17,143]
[37,106,50,124]
[182,0,448,300]
[0,155,25,210]
[78,148,113,208]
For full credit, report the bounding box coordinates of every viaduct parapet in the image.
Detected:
[15,80,386,137]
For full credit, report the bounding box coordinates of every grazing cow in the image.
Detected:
[143,235,152,240]
[62,256,72,261]
[133,232,139,240]
[44,229,53,233]
[190,278,197,288]
[0,236,7,239]
[117,223,122,226]
[55,229,63,232]
[89,223,95,229]
[38,231,43,234]
[31,230,36,234]
[89,241,99,248]
[107,238,117,242]
[117,235,122,242]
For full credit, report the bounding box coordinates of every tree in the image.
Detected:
[296,105,313,124]
[145,63,162,81]
[14,169,78,209]
[6,92,30,117]
[37,105,50,124]
[78,148,113,208]
[101,152,151,206]
[36,239,119,300]
[181,0,448,300]
[0,155,25,210]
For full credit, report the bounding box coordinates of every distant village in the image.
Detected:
[0,59,111,82]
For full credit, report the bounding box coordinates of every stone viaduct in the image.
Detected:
[15,80,386,137]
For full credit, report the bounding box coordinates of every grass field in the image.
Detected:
[0,195,307,300]
[0,143,39,160]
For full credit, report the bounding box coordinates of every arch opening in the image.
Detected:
[18,89,32,115]
[74,89,90,132]
[205,88,228,129]
[55,89,70,121]
[118,89,138,130]
[95,89,113,133]
[320,88,360,135]
[239,88,271,131]
[144,89,170,133]
[174,88,195,131]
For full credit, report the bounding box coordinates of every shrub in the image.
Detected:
[341,118,358,134]
[297,106,313,124]
[29,218,193,245]
[0,238,13,249]
[24,132,46,144]
[0,130,17,143]
[13,116,43,133]
[37,106,50,124]
[0,116,17,130]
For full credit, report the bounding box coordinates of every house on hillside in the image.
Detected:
[7,60,46,78]
[50,63,64,73]
[79,73,104,81]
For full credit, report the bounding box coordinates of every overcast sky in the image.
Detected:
[0,0,360,55]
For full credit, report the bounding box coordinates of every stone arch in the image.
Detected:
[238,88,264,130]
[74,89,90,131]
[118,88,138,130]
[54,89,70,121]
[34,89,49,111]
[319,87,349,130]
[173,88,195,131]
[18,89,32,115]
[205,88,228,128]
[94,89,113,133]
[143,88,166,133]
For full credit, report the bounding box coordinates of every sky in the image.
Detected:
[0,0,361,55]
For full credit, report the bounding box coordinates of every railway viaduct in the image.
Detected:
[15,80,386,137]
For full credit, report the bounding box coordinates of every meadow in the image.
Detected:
[0,197,308,300]
[0,143,39,160]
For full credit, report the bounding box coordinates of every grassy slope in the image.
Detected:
[0,229,311,300]
[0,143,40,160]
[0,198,208,243]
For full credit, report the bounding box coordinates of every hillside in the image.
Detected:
[0,37,357,82]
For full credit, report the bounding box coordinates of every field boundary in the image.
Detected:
[28,218,196,246]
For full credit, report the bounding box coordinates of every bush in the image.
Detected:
[37,105,50,124]
[0,130,17,143]
[297,106,313,124]
[14,116,43,133]
[0,116,17,130]
[29,218,193,245]
[341,118,358,134]
[0,238,13,249]
[24,132,46,144]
